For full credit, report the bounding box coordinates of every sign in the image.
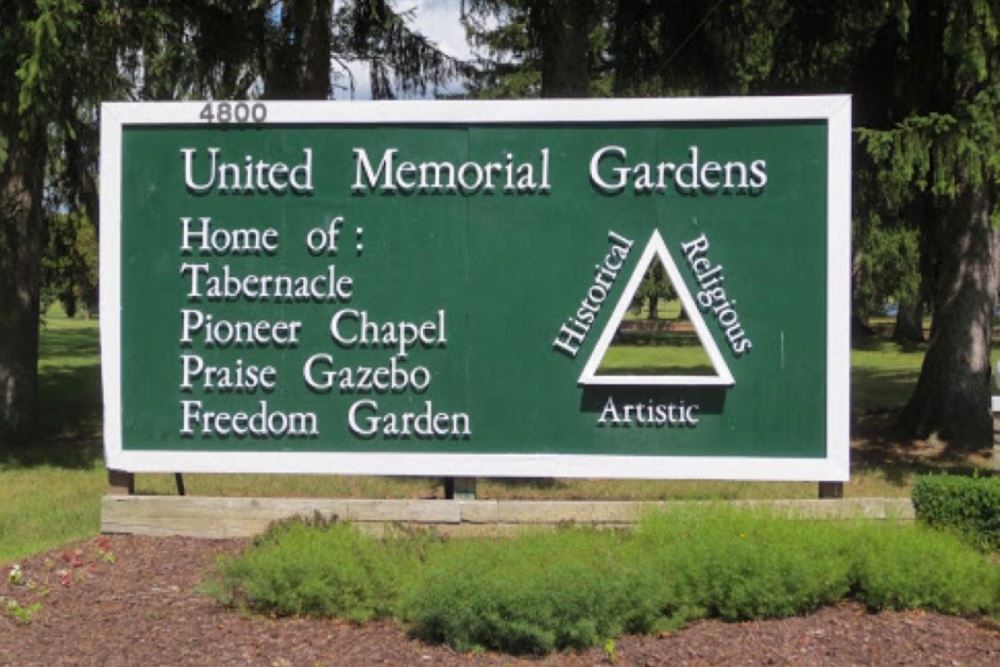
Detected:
[100,97,851,480]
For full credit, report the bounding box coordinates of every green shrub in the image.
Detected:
[912,474,1000,551]
[852,521,1000,615]
[206,517,424,623]
[400,529,661,655]
[633,507,854,623]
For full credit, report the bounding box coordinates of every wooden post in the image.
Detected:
[108,469,134,496]
[174,473,186,496]
[818,481,844,499]
[444,477,477,500]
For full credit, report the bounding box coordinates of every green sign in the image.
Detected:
[101,98,851,480]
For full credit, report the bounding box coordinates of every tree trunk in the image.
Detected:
[900,185,997,447]
[298,0,331,99]
[892,297,924,344]
[534,0,593,97]
[267,0,332,99]
[0,129,46,438]
[647,295,659,320]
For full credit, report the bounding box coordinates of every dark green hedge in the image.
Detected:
[912,474,1000,551]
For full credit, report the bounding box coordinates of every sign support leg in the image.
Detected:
[108,469,134,496]
[444,477,477,500]
[818,481,843,499]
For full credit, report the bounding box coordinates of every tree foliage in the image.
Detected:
[336,0,466,99]
[461,0,612,97]
[42,211,97,317]
[1,0,91,434]
[630,263,677,321]
[853,0,999,444]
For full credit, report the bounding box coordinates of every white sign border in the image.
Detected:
[100,96,851,481]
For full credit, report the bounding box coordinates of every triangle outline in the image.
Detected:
[578,229,735,386]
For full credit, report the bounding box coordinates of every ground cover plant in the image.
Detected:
[207,507,1000,655]
[401,528,659,653]
[206,515,430,623]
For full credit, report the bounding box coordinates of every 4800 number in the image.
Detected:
[199,102,267,124]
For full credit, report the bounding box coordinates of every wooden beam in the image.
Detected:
[101,496,915,539]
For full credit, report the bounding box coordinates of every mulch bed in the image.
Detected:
[1,535,998,666]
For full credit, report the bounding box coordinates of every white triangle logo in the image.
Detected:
[579,229,735,386]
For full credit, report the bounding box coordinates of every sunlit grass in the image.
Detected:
[851,341,926,412]
[597,343,715,375]
[851,337,1000,412]
[1,307,105,561]
[0,464,106,562]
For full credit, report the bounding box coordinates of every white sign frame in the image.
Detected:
[100,96,851,481]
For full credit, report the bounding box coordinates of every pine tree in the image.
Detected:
[461,0,609,98]
[1,0,80,437]
[857,0,999,446]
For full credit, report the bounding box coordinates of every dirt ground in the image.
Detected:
[1,534,997,666]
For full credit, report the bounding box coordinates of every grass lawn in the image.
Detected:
[597,343,715,375]
[0,308,995,563]
[1,311,105,562]
[852,340,928,411]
